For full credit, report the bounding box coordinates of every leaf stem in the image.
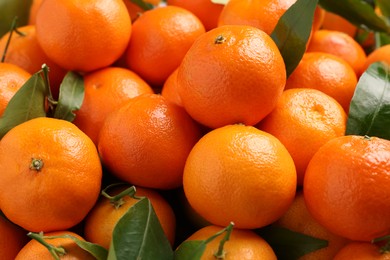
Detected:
[1,16,25,63]
[213,222,234,259]
[101,184,141,209]
[27,232,66,260]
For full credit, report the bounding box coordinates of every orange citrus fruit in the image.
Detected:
[0,117,102,232]
[166,0,224,31]
[0,62,31,116]
[304,135,390,241]
[306,29,367,76]
[183,124,296,229]
[123,0,161,22]
[0,25,67,98]
[125,6,205,87]
[177,25,286,129]
[84,185,176,249]
[275,191,349,260]
[285,52,357,112]
[258,88,347,186]
[333,241,390,260]
[178,225,277,259]
[161,68,182,107]
[321,11,357,38]
[98,94,202,190]
[73,66,154,145]
[363,44,390,71]
[15,231,95,259]
[35,0,132,72]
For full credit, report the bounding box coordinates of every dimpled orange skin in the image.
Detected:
[84,186,176,249]
[179,225,277,260]
[35,0,132,72]
[306,30,367,77]
[0,117,102,232]
[73,67,154,145]
[285,52,357,113]
[183,124,297,229]
[125,6,206,87]
[161,68,183,107]
[304,135,390,242]
[177,25,286,129]
[333,242,390,260]
[258,88,347,186]
[0,63,31,116]
[363,44,390,71]
[15,231,96,259]
[98,94,202,190]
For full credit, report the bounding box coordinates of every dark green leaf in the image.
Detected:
[376,32,390,47]
[256,226,328,260]
[346,62,390,139]
[108,197,174,260]
[129,0,154,10]
[319,0,390,33]
[53,71,84,122]
[174,240,207,260]
[376,0,390,19]
[57,234,108,260]
[0,0,32,37]
[271,0,318,77]
[0,71,47,139]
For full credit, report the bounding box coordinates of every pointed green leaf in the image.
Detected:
[43,234,108,260]
[346,62,390,140]
[53,71,84,122]
[319,0,390,33]
[174,240,206,260]
[108,197,174,260]
[271,0,319,77]
[129,0,154,10]
[0,71,47,139]
[0,0,32,37]
[256,226,328,260]
[376,0,390,19]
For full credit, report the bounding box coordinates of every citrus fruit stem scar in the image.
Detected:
[30,158,44,171]
[214,35,226,44]
[27,232,66,259]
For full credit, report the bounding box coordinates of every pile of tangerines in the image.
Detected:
[1,0,390,259]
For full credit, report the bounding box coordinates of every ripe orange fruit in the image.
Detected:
[0,25,67,98]
[183,124,296,229]
[217,0,296,35]
[73,66,154,145]
[333,242,390,260]
[275,191,349,260]
[178,225,277,259]
[258,88,346,186]
[321,11,357,38]
[123,0,161,22]
[177,25,286,129]
[166,0,224,31]
[285,52,357,112]
[125,6,205,87]
[0,214,28,260]
[304,135,390,241]
[98,94,202,190]
[161,68,182,107]
[312,7,326,32]
[0,63,31,116]
[0,117,102,232]
[15,231,95,259]
[84,185,176,249]
[306,30,367,77]
[35,0,132,72]
[363,44,390,71]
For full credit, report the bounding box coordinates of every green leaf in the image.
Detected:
[318,0,390,33]
[53,71,84,122]
[346,62,390,139]
[376,0,390,19]
[0,0,32,37]
[174,240,207,260]
[129,0,154,10]
[59,234,108,260]
[0,71,47,139]
[271,0,319,77]
[256,226,328,260]
[108,197,174,260]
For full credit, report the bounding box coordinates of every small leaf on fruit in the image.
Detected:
[174,240,207,260]
[346,61,390,140]
[256,225,328,260]
[129,0,154,10]
[57,234,108,260]
[271,0,318,77]
[53,71,84,122]
[0,71,47,139]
